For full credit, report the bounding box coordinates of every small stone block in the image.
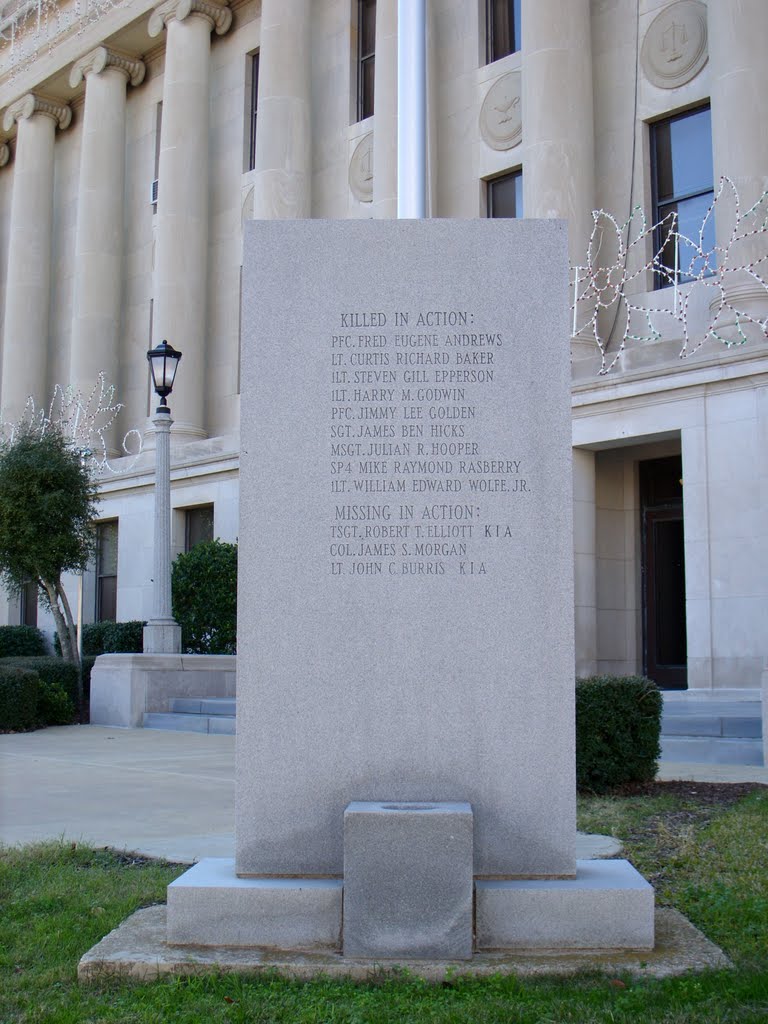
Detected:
[166,859,342,949]
[476,859,654,950]
[343,801,473,960]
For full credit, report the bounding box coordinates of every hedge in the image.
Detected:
[0,625,47,658]
[54,620,144,657]
[0,666,39,730]
[172,540,237,654]
[0,656,78,702]
[575,674,662,793]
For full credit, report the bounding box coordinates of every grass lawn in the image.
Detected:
[1,783,767,1023]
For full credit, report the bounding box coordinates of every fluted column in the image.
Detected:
[148,0,231,443]
[69,48,145,454]
[709,1,768,318]
[372,0,397,218]
[522,0,595,266]
[1,94,71,424]
[251,0,312,218]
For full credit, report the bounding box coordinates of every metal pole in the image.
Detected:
[142,408,182,653]
[397,0,426,218]
[76,570,84,721]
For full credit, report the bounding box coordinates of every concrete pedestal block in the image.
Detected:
[476,859,654,950]
[167,859,342,949]
[343,801,473,960]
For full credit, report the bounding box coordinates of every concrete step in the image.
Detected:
[169,697,237,717]
[143,712,236,735]
[662,715,761,739]
[660,734,763,766]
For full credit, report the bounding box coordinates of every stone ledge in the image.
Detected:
[167,859,342,948]
[476,859,654,950]
[78,904,730,982]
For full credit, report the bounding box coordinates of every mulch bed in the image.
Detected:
[615,779,766,804]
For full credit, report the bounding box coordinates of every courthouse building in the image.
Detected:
[0,0,765,694]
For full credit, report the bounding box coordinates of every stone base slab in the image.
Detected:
[167,859,342,948]
[476,860,654,950]
[78,905,729,982]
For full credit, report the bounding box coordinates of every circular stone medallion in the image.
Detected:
[479,71,522,151]
[349,132,374,203]
[641,0,708,89]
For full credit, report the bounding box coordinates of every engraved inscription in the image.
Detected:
[328,308,530,578]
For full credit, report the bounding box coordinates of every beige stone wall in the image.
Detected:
[0,0,765,690]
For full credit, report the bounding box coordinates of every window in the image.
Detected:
[487,170,523,218]
[651,106,714,287]
[20,581,38,627]
[95,520,118,622]
[357,0,376,121]
[185,505,214,552]
[487,0,521,63]
[246,52,260,171]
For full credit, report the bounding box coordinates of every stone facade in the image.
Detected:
[0,0,765,694]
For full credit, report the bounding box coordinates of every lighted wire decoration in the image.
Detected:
[2,372,142,474]
[571,177,768,373]
[0,0,124,77]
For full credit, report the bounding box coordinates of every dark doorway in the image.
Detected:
[640,456,687,689]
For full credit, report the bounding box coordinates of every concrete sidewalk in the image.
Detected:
[0,725,235,862]
[1,725,766,863]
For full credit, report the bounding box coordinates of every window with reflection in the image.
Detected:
[185,505,214,552]
[357,0,376,120]
[487,170,523,218]
[487,0,521,63]
[246,52,260,171]
[96,520,118,622]
[651,106,714,287]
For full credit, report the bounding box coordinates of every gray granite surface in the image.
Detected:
[237,219,574,878]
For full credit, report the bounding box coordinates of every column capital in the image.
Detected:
[148,0,232,38]
[3,93,72,134]
[0,142,8,168]
[70,46,146,89]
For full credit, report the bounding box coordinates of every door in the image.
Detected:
[640,457,687,689]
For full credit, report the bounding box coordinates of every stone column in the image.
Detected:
[69,48,145,455]
[709,1,768,319]
[0,143,8,168]
[1,94,71,424]
[372,0,397,218]
[148,0,231,443]
[251,0,312,219]
[521,0,594,267]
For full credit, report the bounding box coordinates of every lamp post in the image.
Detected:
[143,340,183,654]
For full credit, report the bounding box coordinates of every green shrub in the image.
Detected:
[0,624,47,657]
[0,656,98,722]
[36,680,74,726]
[0,666,39,730]
[575,674,662,793]
[0,657,79,705]
[54,620,144,657]
[172,539,237,654]
[101,620,144,653]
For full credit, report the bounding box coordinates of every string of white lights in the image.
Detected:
[1,371,143,474]
[572,177,768,373]
[0,0,123,78]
